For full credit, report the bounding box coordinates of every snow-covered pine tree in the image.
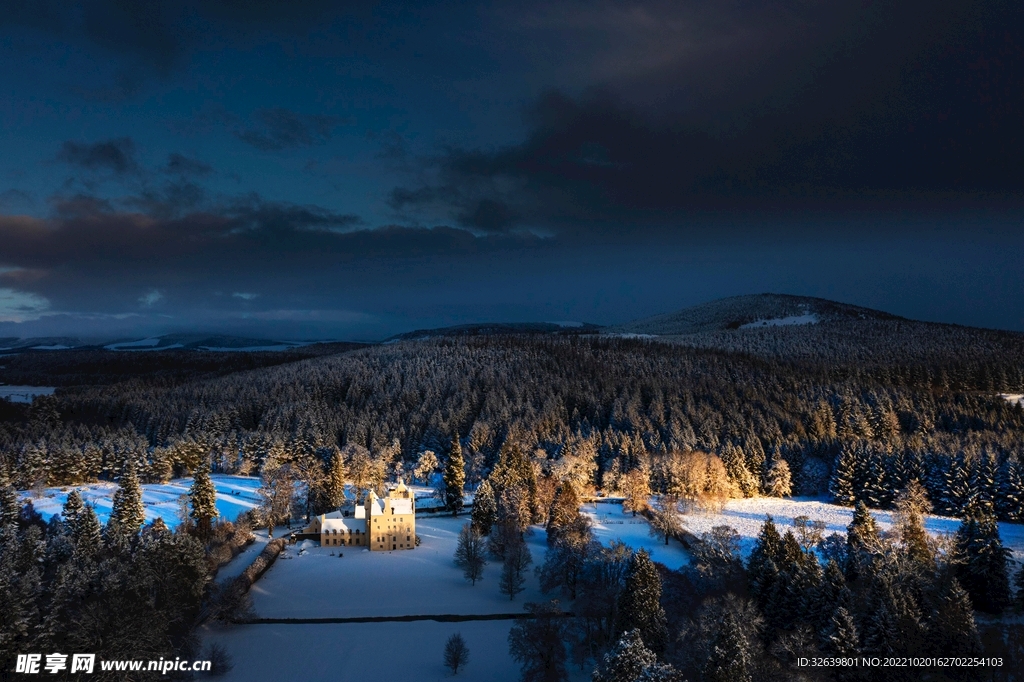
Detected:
[324,448,346,511]
[108,461,145,544]
[443,435,466,516]
[829,448,858,506]
[969,452,999,509]
[615,549,668,654]
[703,611,752,682]
[720,444,757,498]
[825,606,859,658]
[996,457,1024,522]
[942,453,971,516]
[592,629,682,682]
[620,465,652,516]
[0,469,19,528]
[189,459,218,540]
[763,452,792,498]
[953,501,1012,613]
[845,502,879,582]
[547,483,582,543]
[454,523,487,585]
[471,478,497,535]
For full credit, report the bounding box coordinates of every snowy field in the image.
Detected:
[0,385,56,403]
[252,515,551,618]
[739,313,819,329]
[202,620,545,682]
[582,502,690,570]
[1001,393,1023,407]
[22,475,262,529]
[677,496,1024,563]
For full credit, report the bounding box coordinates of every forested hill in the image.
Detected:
[2,322,1022,523]
[606,293,1024,367]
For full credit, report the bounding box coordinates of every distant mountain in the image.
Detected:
[606,293,901,336]
[605,293,1024,365]
[0,333,319,354]
[385,321,602,342]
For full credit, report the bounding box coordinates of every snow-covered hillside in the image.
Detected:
[583,502,689,569]
[677,496,1024,563]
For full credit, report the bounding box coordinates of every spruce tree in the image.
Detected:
[61,489,84,537]
[953,502,1012,613]
[189,459,218,540]
[703,611,751,682]
[763,452,792,497]
[454,523,487,585]
[443,435,466,516]
[928,577,982,656]
[845,502,879,581]
[0,469,19,529]
[996,458,1024,522]
[108,461,145,542]
[825,606,859,658]
[615,549,668,654]
[471,479,497,535]
[894,481,933,566]
[546,483,581,544]
[1014,564,1024,611]
[325,449,347,510]
[829,448,858,506]
[593,629,682,682]
[747,515,782,607]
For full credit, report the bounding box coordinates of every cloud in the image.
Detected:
[0,287,50,322]
[390,0,1024,232]
[164,153,213,177]
[138,290,163,307]
[56,138,140,176]
[232,292,259,300]
[235,108,350,151]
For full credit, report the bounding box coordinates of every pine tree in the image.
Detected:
[894,480,933,566]
[845,502,879,582]
[996,458,1024,522]
[0,469,19,529]
[720,444,757,498]
[189,459,218,540]
[443,435,466,516]
[471,479,497,535]
[763,453,792,497]
[830,448,858,506]
[75,504,103,555]
[324,449,347,510]
[454,523,487,585]
[592,629,681,682]
[108,461,145,543]
[615,549,668,654]
[547,483,581,543]
[61,489,84,536]
[825,606,859,658]
[747,515,782,607]
[929,577,982,656]
[703,611,751,682]
[1015,564,1024,611]
[953,502,1012,613]
[942,453,971,516]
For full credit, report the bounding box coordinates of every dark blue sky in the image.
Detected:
[1,0,1022,341]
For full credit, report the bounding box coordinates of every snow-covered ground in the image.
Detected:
[23,475,261,529]
[0,385,56,403]
[252,516,551,618]
[739,313,819,329]
[1000,393,1023,407]
[677,496,1024,564]
[582,502,690,570]
[202,620,540,682]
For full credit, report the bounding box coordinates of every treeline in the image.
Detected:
[1,335,1023,521]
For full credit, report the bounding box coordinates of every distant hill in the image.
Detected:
[386,321,602,342]
[605,293,1024,366]
[0,333,324,354]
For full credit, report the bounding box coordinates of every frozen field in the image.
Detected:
[677,496,1024,563]
[23,475,262,529]
[252,515,551,618]
[582,502,690,570]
